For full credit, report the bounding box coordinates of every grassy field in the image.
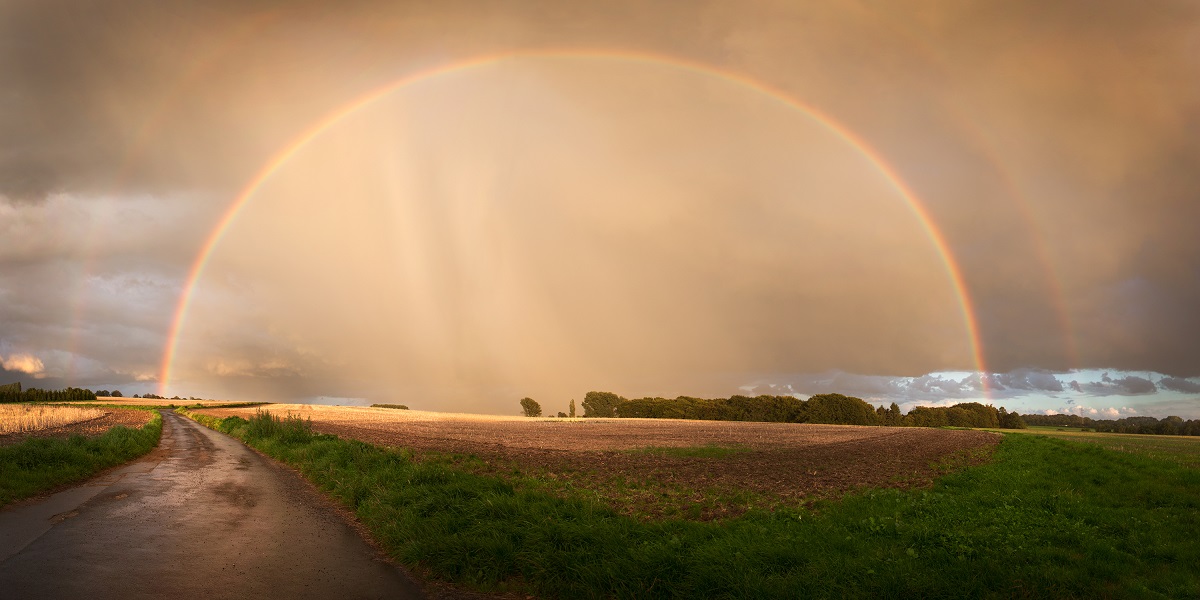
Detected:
[183,408,1199,598]
[987,425,1200,469]
[0,409,162,507]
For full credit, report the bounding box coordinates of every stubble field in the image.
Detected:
[197,404,1000,519]
[0,404,153,445]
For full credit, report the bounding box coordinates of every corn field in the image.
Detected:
[0,404,107,435]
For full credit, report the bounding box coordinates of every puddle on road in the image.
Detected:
[48,510,79,524]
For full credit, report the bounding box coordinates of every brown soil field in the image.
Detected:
[0,406,154,446]
[198,405,1001,520]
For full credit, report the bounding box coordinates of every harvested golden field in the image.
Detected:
[0,404,154,445]
[199,404,1001,519]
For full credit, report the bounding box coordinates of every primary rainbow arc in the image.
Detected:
[157,49,989,397]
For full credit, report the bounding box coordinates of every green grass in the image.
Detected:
[624,444,751,459]
[988,426,1200,469]
[0,410,162,507]
[183,409,1200,599]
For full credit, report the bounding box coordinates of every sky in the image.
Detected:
[1,0,1198,417]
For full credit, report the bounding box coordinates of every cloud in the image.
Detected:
[1159,377,1200,394]
[1069,373,1158,396]
[2,353,45,377]
[992,369,1065,392]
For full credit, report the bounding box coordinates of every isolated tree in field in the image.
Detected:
[557,411,567,418]
[520,397,542,417]
[582,391,626,418]
[111,390,123,397]
[569,399,576,418]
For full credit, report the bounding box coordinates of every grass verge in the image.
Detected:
[989,426,1200,469]
[0,409,162,507]
[181,408,1199,599]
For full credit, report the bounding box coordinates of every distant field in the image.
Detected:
[197,404,999,519]
[987,425,1200,468]
[59,397,267,407]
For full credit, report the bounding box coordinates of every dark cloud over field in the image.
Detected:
[1,0,1198,414]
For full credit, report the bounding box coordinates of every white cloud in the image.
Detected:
[2,353,45,377]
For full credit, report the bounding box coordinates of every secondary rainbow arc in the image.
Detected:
[157,49,989,397]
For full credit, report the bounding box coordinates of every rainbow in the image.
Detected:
[157,49,989,396]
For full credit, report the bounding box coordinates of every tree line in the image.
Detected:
[0,382,98,403]
[519,391,1027,429]
[1022,412,1200,436]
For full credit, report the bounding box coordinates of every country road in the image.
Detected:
[0,410,425,599]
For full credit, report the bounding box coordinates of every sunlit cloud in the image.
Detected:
[2,353,45,377]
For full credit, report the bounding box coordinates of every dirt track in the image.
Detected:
[0,410,424,599]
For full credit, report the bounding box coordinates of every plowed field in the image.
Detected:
[198,404,1001,519]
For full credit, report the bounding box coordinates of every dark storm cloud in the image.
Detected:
[992,369,1064,393]
[1069,373,1159,396]
[1160,377,1200,394]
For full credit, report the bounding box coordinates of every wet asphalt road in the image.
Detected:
[0,410,425,599]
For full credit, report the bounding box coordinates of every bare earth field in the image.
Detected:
[198,405,1001,519]
[0,405,153,446]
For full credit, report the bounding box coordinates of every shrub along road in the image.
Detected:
[0,410,424,599]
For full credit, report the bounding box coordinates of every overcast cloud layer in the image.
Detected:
[1,0,1198,416]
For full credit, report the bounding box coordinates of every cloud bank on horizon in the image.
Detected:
[1,0,1197,417]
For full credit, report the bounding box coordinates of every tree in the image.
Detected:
[111,390,123,398]
[582,391,626,418]
[520,397,542,417]
[569,399,576,418]
[802,393,879,425]
[557,411,567,418]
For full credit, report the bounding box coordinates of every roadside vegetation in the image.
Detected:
[0,409,162,507]
[182,407,1199,598]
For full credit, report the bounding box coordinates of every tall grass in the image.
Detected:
[0,410,162,507]
[184,409,1200,599]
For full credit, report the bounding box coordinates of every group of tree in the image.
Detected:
[564,390,1030,429]
[518,390,1197,435]
[95,390,123,397]
[901,403,1027,429]
[520,397,578,418]
[1022,412,1200,436]
[1,382,98,403]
